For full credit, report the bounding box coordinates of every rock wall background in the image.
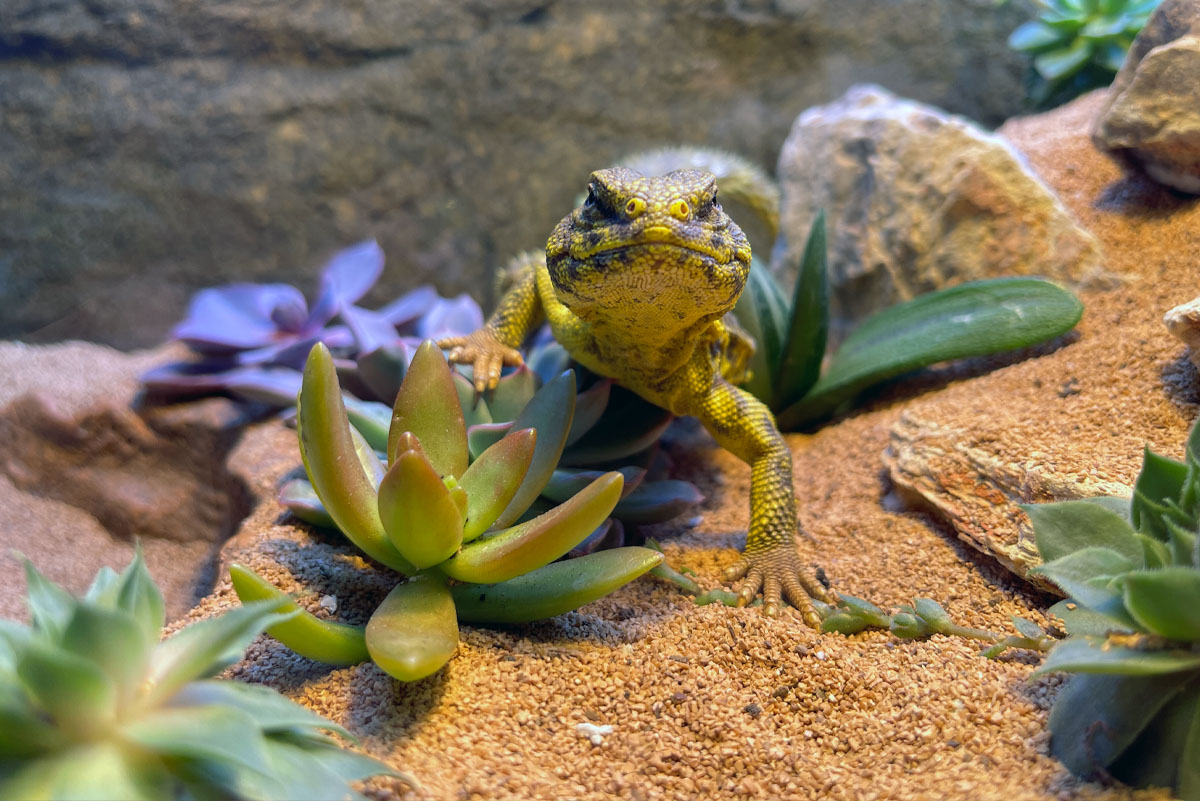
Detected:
[1,0,1035,348]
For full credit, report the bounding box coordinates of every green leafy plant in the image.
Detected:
[234,341,665,682]
[0,550,394,801]
[1007,0,1161,108]
[1022,417,1200,798]
[735,212,1084,429]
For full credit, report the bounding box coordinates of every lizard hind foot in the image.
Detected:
[724,547,832,628]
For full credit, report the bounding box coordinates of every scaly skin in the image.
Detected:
[441,167,832,623]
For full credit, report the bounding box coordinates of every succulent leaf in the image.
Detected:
[349,343,410,407]
[109,547,166,645]
[733,256,790,402]
[1031,546,1136,609]
[774,209,829,410]
[365,574,459,682]
[17,640,117,735]
[1035,637,1200,676]
[387,340,469,477]
[278,479,338,529]
[467,421,514,460]
[610,480,705,524]
[1048,598,1135,636]
[1109,682,1200,792]
[172,679,356,740]
[1024,500,1143,565]
[451,546,664,624]
[60,604,149,705]
[458,427,538,541]
[485,366,540,423]
[299,343,414,573]
[490,371,577,529]
[229,564,369,666]
[541,466,644,503]
[559,386,672,466]
[22,559,76,640]
[342,396,393,454]
[122,703,273,777]
[1120,568,1200,641]
[377,446,465,570]
[565,379,613,447]
[0,740,170,801]
[442,471,624,584]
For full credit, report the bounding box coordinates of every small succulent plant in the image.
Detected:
[735,212,1085,430]
[233,340,665,682]
[141,240,482,407]
[1019,417,1200,798]
[0,550,394,801]
[1007,0,1162,108]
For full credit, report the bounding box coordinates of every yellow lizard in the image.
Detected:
[440,166,832,623]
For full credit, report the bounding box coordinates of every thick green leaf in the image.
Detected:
[1025,500,1143,564]
[1164,518,1198,566]
[229,564,369,667]
[443,472,623,584]
[387,340,468,477]
[1109,681,1200,791]
[0,684,65,756]
[144,600,293,708]
[61,604,149,703]
[1081,14,1129,38]
[84,566,120,606]
[485,366,539,424]
[122,703,272,777]
[1121,567,1200,641]
[778,278,1082,428]
[733,256,789,401]
[365,574,458,682]
[1008,20,1065,51]
[527,342,572,387]
[341,397,392,454]
[822,613,872,635]
[1138,532,1172,568]
[452,546,664,624]
[1182,687,1200,801]
[1034,636,1200,676]
[17,640,116,733]
[559,385,672,466]
[1080,494,1133,522]
[452,371,493,428]
[490,371,576,529]
[1048,671,1192,774]
[1134,448,1188,515]
[1031,546,1134,608]
[170,679,353,740]
[467,421,513,460]
[351,343,409,408]
[377,446,464,570]
[565,379,612,447]
[1034,38,1094,80]
[112,547,166,645]
[610,480,704,524]
[0,741,171,801]
[242,735,391,801]
[458,428,537,541]
[541,466,644,504]
[1011,616,1046,639]
[773,209,828,410]
[278,479,337,529]
[299,343,413,572]
[22,558,75,640]
[836,595,891,627]
[913,598,952,633]
[1049,599,1135,636]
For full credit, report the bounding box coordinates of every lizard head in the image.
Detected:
[545,167,752,329]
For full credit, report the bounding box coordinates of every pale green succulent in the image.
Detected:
[234,340,664,683]
[1023,416,1200,798]
[0,551,393,801]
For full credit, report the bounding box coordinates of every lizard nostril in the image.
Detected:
[668,199,690,221]
[624,197,646,219]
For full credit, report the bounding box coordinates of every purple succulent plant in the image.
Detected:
[141,240,482,407]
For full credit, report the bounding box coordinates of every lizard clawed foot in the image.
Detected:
[724,546,833,627]
[437,330,524,392]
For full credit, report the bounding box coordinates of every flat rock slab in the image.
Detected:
[885,91,1200,587]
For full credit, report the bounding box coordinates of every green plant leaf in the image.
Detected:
[822,613,872,635]
[442,472,623,584]
[1120,567,1200,641]
[913,598,952,633]
[1034,38,1094,80]
[778,278,1082,428]
[243,735,391,801]
[773,209,828,410]
[60,603,149,703]
[22,558,75,640]
[452,371,493,428]
[467,421,513,460]
[451,546,664,624]
[610,480,704,524]
[1011,616,1045,639]
[341,397,393,454]
[387,340,469,478]
[541,466,644,503]
[1031,546,1135,608]
[365,574,459,682]
[1081,14,1129,38]
[377,446,464,570]
[527,342,572,386]
[1109,681,1200,791]
[112,547,166,645]
[144,600,293,709]
[1182,687,1200,801]
[733,256,789,402]
[278,479,337,529]
[1080,494,1133,522]
[1024,500,1143,564]
[1164,518,1198,566]
[229,564,369,667]
[122,703,272,778]
[0,682,66,756]
[1048,671,1192,774]
[1008,20,1064,50]
[490,371,577,529]
[559,385,672,466]
[1133,447,1189,538]
[0,741,171,801]
[1049,599,1135,636]
[1137,533,1172,568]
[1034,636,1200,676]
[458,427,538,541]
[836,595,891,628]
[17,640,116,734]
[565,379,612,447]
[171,679,354,740]
[299,343,414,573]
[485,366,539,424]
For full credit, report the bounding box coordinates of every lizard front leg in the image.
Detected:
[439,251,546,391]
[686,374,833,624]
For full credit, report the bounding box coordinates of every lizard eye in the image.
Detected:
[712,190,721,211]
[584,185,598,209]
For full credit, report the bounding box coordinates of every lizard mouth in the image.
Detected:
[573,239,734,265]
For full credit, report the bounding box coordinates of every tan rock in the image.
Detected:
[1093,0,1200,193]
[1165,294,1200,370]
[774,85,1110,343]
